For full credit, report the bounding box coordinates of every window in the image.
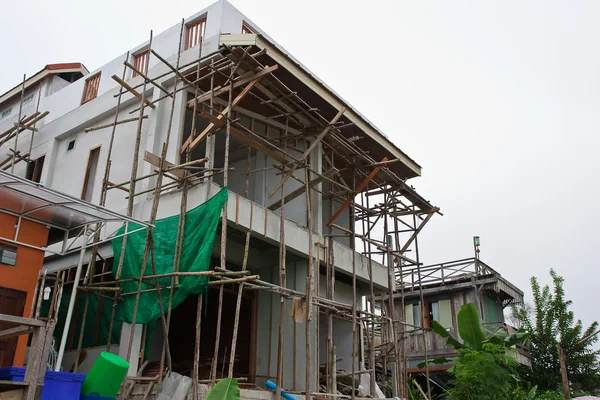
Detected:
[0,243,17,266]
[22,94,34,109]
[132,50,150,78]
[82,73,101,104]
[241,22,255,34]
[185,18,206,50]
[0,108,11,122]
[405,299,453,332]
[26,155,45,183]
[81,147,101,201]
[67,140,76,151]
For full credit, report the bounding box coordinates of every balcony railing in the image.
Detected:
[398,257,497,289]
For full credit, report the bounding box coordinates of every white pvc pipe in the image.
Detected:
[55,227,87,371]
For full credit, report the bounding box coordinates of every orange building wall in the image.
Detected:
[0,211,49,367]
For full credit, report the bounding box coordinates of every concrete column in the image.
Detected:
[119,322,143,376]
[41,138,59,187]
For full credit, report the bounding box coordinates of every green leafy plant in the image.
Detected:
[447,344,518,400]
[206,378,240,400]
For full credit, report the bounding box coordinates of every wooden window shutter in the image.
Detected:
[82,74,101,104]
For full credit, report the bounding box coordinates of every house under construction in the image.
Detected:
[0,1,454,398]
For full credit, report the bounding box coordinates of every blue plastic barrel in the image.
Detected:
[40,371,85,400]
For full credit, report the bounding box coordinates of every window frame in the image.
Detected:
[0,107,12,122]
[132,49,150,78]
[22,93,34,109]
[26,155,45,183]
[185,17,207,50]
[0,242,18,267]
[81,146,101,201]
[81,73,101,104]
[241,21,255,34]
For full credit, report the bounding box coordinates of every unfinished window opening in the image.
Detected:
[81,73,101,104]
[241,21,255,34]
[0,108,11,123]
[185,17,206,50]
[0,243,17,267]
[132,50,150,78]
[25,155,45,183]
[405,299,452,333]
[81,147,101,201]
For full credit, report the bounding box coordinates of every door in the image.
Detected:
[0,287,27,367]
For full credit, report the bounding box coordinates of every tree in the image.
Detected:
[512,269,600,394]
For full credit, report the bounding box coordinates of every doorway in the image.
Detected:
[0,287,27,367]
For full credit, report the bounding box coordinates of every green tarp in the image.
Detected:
[49,187,227,348]
[112,187,228,324]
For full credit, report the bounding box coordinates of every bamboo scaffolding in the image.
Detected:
[48,38,440,400]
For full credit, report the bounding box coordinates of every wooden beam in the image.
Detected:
[111,75,156,109]
[0,325,32,340]
[183,78,261,153]
[0,314,45,327]
[196,112,225,127]
[303,107,346,159]
[143,151,186,179]
[399,210,436,253]
[186,65,278,108]
[326,157,388,227]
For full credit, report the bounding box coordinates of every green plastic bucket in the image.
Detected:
[81,352,129,398]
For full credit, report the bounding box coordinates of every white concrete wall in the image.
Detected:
[255,259,317,392]
[60,345,120,374]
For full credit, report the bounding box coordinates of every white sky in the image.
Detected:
[2,1,599,330]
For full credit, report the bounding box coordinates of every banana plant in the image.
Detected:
[206,378,240,400]
[419,303,528,367]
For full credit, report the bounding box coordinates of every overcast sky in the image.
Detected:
[2,1,599,330]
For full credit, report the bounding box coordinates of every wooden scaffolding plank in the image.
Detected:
[326,157,388,227]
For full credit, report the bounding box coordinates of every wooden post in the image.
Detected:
[557,345,571,399]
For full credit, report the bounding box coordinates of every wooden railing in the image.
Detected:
[0,314,55,400]
[398,257,498,289]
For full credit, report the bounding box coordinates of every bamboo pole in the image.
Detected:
[10,74,26,173]
[210,77,234,386]
[275,133,287,400]
[350,174,357,400]
[413,208,431,399]
[107,29,154,352]
[227,140,254,378]
[304,157,314,398]
[362,191,376,396]
[190,34,205,400]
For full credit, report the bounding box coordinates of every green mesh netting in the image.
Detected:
[111,187,227,324]
[48,287,120,349]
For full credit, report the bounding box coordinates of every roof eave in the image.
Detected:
[219,33,422,178]
[0,64,88,106]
